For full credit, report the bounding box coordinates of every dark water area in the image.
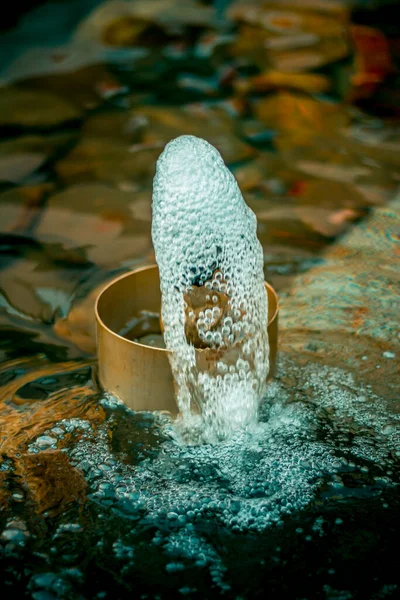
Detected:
[0,1,400,598]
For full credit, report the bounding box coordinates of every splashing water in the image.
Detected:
[152,135,269,441]
[62,356,399,594]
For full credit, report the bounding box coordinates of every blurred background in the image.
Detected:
[0,0,399,354]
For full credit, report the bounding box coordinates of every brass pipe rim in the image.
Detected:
[95,265,166,352]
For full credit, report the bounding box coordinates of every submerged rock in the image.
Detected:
[0,88,81,129]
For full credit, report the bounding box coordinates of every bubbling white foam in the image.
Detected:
[152,135,269,441]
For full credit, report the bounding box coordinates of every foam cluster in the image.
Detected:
[151,135,269,441]
[17,357,399,592]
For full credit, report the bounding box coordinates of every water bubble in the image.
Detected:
[213,332,222,346]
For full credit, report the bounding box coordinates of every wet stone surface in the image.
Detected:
[0,0,400,598]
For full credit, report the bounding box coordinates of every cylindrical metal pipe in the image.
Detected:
[95,265,278,413]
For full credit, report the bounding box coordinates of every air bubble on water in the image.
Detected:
[1,520,29,544]
[217,362,228,375]
[151,135,269,442]
[100,392,125,409]
[36,435,57,448]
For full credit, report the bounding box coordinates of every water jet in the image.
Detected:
[96,136,279,433]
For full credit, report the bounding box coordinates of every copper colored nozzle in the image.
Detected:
[95,265,278,413]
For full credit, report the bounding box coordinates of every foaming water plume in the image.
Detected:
[152,135,269,442]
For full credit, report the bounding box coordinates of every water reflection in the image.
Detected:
[0,0,399,597]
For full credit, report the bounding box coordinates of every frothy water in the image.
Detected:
[20,356,397,596]
[151,135,269,441]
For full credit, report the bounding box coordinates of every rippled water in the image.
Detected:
[1,0,399,598]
